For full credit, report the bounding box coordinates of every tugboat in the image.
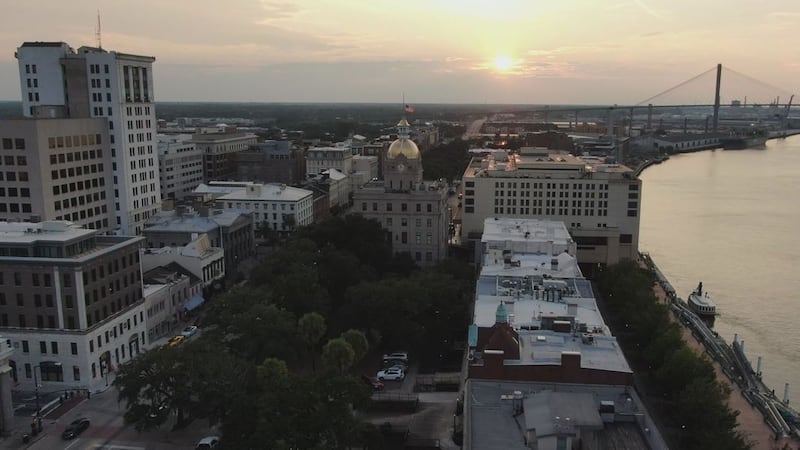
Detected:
[688,281,717,327]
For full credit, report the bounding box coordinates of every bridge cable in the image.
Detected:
[635,66,717,106]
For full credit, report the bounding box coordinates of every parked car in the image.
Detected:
[382,352,409,363]
[61,417,90,440]
[196,436,220,449]
[383,360,409,371]
[377,367,405,381]
[361,375,385,390]
[181,326,198,338]
[167,335,185,347]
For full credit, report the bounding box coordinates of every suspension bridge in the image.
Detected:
[478,64,798,137]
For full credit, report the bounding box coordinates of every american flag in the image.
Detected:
[404,104,414,113]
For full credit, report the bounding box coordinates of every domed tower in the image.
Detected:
[384,118,422,192]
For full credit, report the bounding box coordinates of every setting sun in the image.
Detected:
[492,55,514,72]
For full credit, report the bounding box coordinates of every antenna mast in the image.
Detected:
[96,10,102,49]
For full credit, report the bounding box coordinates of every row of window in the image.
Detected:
[493,181,610,191]
[491,207,611,217]
[51,164,104,180]
[52,176,106,195]
[0,203,32,213]
[0,187,30,198]
[0,138,25,151]
[19,340,78,355]
[362,202,435,213]
[0,171,29,182]
[48,134,102,149]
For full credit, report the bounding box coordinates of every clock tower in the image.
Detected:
[384,118,423,192]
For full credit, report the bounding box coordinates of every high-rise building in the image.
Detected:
[0,221,146,392]
[352,119,449,265]
[0,117,115,232]
[460,148,641,268]
[189,128,258,182]
[157,134,203,201]
[16,42,161,235]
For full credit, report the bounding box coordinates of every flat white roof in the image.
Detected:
[0,221,93,243]
[482,218,573,246]
[219,184,312,202]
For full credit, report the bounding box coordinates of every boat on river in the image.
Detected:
[688,281,717,326]
[721,131,767,150]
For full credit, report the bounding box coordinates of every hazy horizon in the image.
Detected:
[1,0,798,104]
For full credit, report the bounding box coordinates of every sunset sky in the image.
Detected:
[0,0,797,104]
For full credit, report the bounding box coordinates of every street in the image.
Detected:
[24,385,214,450]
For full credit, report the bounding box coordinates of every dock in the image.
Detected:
[640,252,800,448]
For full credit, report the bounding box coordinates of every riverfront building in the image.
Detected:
[0,221,146,393]
[460,148,641,267]
[0,117,115,232]
[16,42,161,235]
[469,218,632,384]
[352,119,449,265]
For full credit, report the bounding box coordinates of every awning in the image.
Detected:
[184,295,206,312]
[468,324,478,348]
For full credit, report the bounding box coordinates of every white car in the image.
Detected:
[181,326,198,338]
[382,352,409,363]
[196,436,220,450]
[377,367,405,381]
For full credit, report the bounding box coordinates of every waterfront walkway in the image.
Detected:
[648,269,798,450]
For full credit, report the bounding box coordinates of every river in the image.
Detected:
[639,135,800,399]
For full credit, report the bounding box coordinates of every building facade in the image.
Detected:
[16,42,161,235]
[460,148,641,267]
[352,119,449,265]
[142,266,199,343]
[143,208,253,280]
[305,146,353,179]
[190,129,258,182]
[0,221,146,393]
[219,183,314,233]
[0,117,115,232]
[158,134,203,201]
[234,141,305,185]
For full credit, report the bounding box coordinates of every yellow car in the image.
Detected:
[167,335,185,347]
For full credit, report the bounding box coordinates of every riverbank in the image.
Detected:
[641,253,799,449]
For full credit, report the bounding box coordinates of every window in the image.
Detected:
[39,341,47,354]
[51,342,58,354]
[21,340,28,353]
[73,366,80,381]
[620,234,633,244]
[71,342,78,355]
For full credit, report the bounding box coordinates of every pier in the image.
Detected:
[640,252,800,448]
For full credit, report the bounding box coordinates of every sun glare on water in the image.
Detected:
[493,55,514,72]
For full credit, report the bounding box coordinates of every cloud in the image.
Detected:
[258,0,303,21]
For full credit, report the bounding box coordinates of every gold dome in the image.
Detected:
[386,138,420,159]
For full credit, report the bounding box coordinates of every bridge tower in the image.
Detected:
[712,63,722,132]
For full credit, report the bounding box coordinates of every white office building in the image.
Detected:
[219,183,314,232]
[16,41,161,235]
[460,148,641,267]
[305,146,353,179]
[158,134,203,201]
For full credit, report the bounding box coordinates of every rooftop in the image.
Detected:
[465,379,653,450]
[218,183,313,202]
[464,149,634,179]
[0,221,94,244]
[482,218,574,248]
[144,209,251,233]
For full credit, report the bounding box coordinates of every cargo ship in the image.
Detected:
[721,132,767,150]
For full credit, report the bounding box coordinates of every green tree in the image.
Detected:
[298,312,327,371]
[322,338,355,374]
[340,329,369,363]
[114,346,193,430]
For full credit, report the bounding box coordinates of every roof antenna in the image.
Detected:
[96,10,103,49]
